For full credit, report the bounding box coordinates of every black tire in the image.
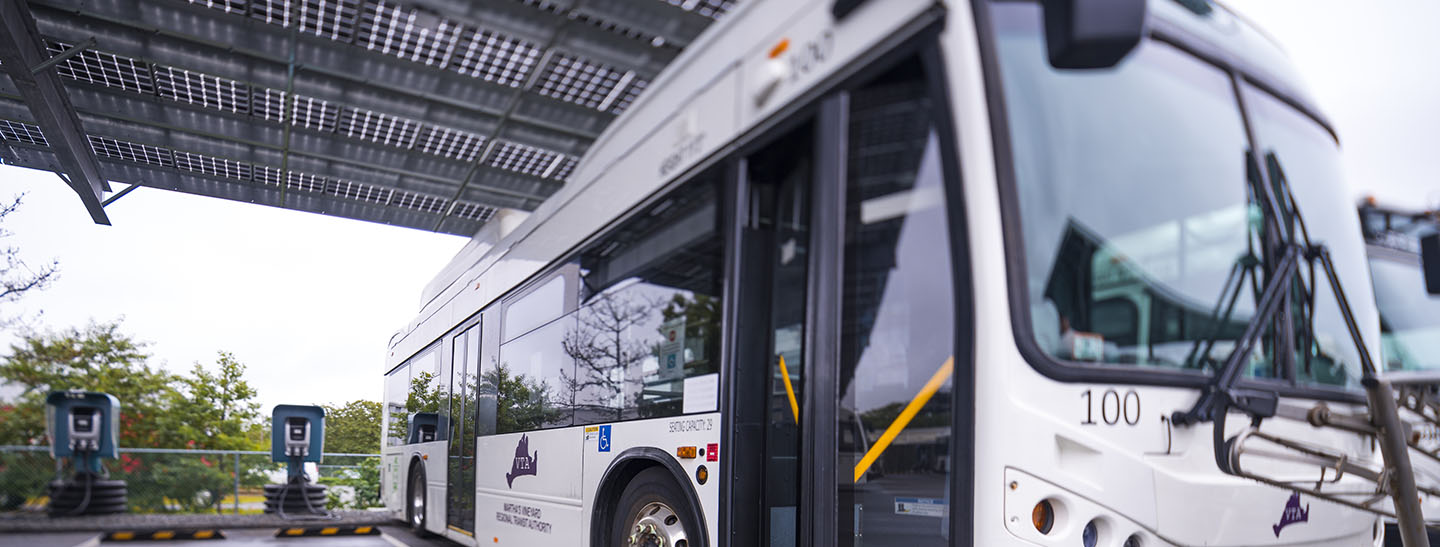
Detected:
[407,464,432,537]
[51,491,128,504]
[263,483,327,497]
[262,482,328,515]
[611,467,701,547]
[47,478,128,516]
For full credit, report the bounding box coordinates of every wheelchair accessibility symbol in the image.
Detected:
[598,425,611,452]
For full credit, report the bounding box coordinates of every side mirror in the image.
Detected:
[1041,0,1148,69]
[1421,233,1440,295]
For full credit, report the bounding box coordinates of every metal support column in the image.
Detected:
[0,0,110,224]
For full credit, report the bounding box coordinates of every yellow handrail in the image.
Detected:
[853,357,955,482]
[778,354,801,424]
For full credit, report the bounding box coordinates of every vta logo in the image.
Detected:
[1272,492,1310,537]
[505,434,538,488]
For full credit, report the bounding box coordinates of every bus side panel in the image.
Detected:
[473,429,584,543]
[381,447,405,519]
[580,414,722,547]
[415,440,448,535]
[474,491,581,543]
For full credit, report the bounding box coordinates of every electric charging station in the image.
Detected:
[44,390,127,516]
[263,404,331,517]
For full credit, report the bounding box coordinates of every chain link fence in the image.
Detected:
[0,446,380,514]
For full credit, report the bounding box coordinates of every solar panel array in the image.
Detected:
[0,119,48,147]
[178,0,701,117]
[35,38,576,179]
[0,0,732,235]
[74,132,497,221]
[664,0,737,19]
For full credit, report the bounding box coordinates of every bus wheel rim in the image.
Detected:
[411,476,423,526]
[628,501,686,547]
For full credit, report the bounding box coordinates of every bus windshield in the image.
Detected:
[990,2,1377,388]
[1371,256,1440,371]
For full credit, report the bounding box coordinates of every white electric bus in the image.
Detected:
[380,0,1439,545]
[1360,203,1440,545]
[1361,204,1440,374]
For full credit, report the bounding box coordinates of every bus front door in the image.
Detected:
[732,119,816,547]
[447,322,481,536]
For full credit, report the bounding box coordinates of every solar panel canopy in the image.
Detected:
[0,0,732,236]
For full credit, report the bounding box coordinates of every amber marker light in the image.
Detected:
[696,465,708,485]
[768,38,790,59]
[1032,500,1055,534]
[677,446,698,459]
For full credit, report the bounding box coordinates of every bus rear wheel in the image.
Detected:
[408,466,431,537]
[612,467,698,547]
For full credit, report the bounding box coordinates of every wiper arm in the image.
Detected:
[1170,149,1429,544]
[1171,244,1297,428]
[1181,252,1261,371]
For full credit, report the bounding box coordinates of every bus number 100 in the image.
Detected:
[1081,389,1140,426]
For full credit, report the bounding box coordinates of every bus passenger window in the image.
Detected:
[568,170,724,425]
[504,275,567,342]
[406,345,444,420]
[476,309,500,436]
[495,316,575,432]
[383,363,410,446]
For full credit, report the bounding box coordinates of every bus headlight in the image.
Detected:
[1006,468,1153,546]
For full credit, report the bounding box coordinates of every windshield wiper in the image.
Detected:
[1171,151,1295,430]
[1170,244,1294,428]
[1168,150,1429,545]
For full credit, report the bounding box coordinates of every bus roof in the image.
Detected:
[390,0,1334,363]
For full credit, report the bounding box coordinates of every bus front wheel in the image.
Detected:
[612,467,698,547]
[408,466,431,537]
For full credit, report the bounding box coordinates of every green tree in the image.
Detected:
[0,322,176,510]
[320,457,381,510]
[162,352,263,451]
[148,352,267,513]
[322,400,381,454]
[316,400,383,509]
[0,326,271,513]
[0,321,170,447]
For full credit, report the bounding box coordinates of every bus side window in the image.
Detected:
[495,270,581,433]
[476,307,500,437]
[383,362,410,446]
[568,169,725,425]
[407,345,444,419]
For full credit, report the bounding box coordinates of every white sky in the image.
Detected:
[0,1,1436,415]
[0,173,465,412]
[1226,0,1440,207]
